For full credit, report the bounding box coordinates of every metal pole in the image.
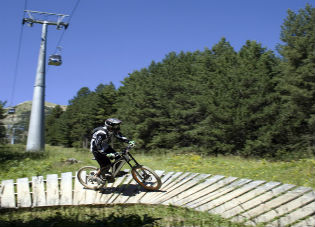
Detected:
[26,22,47,152]
[11,128,16,145]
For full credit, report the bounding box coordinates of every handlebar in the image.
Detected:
[126,143,135,151]
[119,144,134,156]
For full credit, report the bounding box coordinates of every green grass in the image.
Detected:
[0,144,313,227]
[0,204,252,227]
[0,144,314,189]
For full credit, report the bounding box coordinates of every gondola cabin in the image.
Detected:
[48,54,62,66]
[8,108,15,114]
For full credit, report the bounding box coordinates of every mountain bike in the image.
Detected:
[77,144,162,191]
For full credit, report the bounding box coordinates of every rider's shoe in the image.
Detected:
[102,171,115,183]
[100,170,115,183]
[106,175,115,183]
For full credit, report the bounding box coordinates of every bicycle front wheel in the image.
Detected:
[77,166,104,190]
[131,166,162,191]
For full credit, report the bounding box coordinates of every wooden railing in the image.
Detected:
[1,170,314,227]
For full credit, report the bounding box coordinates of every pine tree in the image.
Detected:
[234,40,280,157]
[275,4,315,157]
[94,83,118,127]
[55,109,73,147]
[68,87,97,148]
[45,105,64,145]
[0,101,6,143]
[197,38,239,155]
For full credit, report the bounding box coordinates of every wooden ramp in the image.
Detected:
[0,171,314,227]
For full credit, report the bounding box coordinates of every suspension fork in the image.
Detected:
[124,152,149,179]
[127,152,141,167]
[130,155,151,180]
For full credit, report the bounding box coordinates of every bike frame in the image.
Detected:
[110,148,141,177]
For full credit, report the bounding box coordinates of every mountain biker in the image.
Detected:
[90,118,135,184]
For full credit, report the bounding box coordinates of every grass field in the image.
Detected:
[0,204,252,227]
[0,144,314,189]
[0,144,314,227]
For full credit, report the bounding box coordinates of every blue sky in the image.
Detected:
[1,0,313,107]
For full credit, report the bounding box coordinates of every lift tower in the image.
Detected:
[23,10,69,152]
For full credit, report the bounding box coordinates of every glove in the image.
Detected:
[128,140,135,147]
[106,153,118,160]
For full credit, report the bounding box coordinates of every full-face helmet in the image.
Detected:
[105,118,122,132]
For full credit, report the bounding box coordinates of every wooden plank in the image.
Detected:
[102,173,131,204]
[95,169,131,204]
[17,178,31,208]
[94,168,126,205]
[209,180,266,215]
[32,176,46,207]
[46,174,59,206]
[242,186,312,225]
[107,174,133,204]
[85,186,98,205]
[94,184,106,204]
[114,170,166,204]
[136,171,177,204]
[159,172,191,192]
[97,169,129,204]
[290,215,315,227]
[82,170,104,205]
[73,171,86,205]
[199,180,265,213]
[140,172,184,203]
[249,190,315,225]
[173,175,225,206]
[193,178,252,211]
[266,201,315,227]
[217,181,281,218]
[160,174,211,205]
[1,180,16,208]
[122,170,165,204]
[229,183,296,223]
[151,172,199,203]
[184,176,238,208]
[85,188,97,204]
[60,172,73,205]
[112,178,137,204]
[126,170,167,204]
[98,181,116,204]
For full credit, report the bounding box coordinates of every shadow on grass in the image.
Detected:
[0,204,251,227]
[0,213,160,227]
[0,214,159,227]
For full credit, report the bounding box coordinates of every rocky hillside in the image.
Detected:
[3,101,67,143]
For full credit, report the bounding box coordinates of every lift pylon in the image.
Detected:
[24,10,69,152]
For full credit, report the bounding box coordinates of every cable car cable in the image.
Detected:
[47,0,81,70]
[53,0,81,55]
[9,0,28,112]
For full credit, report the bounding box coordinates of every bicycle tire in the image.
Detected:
[77,166,104,190]
[131,166,162,191]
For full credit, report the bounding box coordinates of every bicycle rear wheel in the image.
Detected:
[131,166,162,191]
[77,166,104,190]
